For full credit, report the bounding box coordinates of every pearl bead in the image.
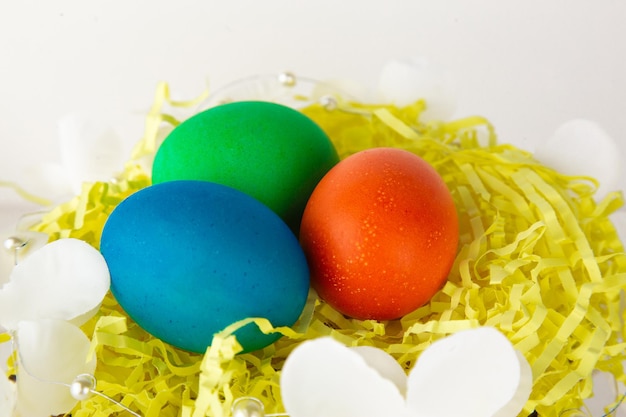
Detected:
[232,397,265,417]
[278,72,297,87]
[320,95,338,111]
[3,236,27,251]
[70,374,96,401]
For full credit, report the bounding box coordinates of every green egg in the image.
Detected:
[152,101,339,232]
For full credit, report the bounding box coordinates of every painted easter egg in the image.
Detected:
[299,147,458,320]
[100,180,310,353]
[151,101,339,231]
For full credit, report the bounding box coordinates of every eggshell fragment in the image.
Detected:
[15,319,96,417]
[0,238,111,330]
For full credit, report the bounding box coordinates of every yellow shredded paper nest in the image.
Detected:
[25,83,626,417]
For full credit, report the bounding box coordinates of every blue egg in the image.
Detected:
[100,180,310,353]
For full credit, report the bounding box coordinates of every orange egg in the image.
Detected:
[299,147,459,320]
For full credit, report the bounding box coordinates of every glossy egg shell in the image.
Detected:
[151,101,339,232]
[299,147,459,320]
[100,180,310,353]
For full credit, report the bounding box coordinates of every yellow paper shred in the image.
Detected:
[22,84,626,417]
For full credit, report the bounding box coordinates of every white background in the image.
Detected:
[1,1,625,212]
[0,0,625,412]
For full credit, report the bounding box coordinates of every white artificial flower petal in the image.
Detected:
[405,327,532,417]
[15,319,96,417]
[492,351,533,417]
[534,119,623,200]
[350,345,408,396]
[377,57,457,120]
[1,243,15,288]
[0,238,110,330]
[281,337,408,417]
[0,230,50,284]
[20,162,75,204]
[58,113,126,195]
[0,371,16,417]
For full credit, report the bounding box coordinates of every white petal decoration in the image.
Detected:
[0,238,110,330]
[0,372,16,417]
[0,230,49,284]
[281,337,408,417]
[534,119,623,200]
[58,113,125,195]
[20,162,75,204]
[280,328,532,417]
[14,319,96,417]
[378,57,457,120]
[406,327,532,417]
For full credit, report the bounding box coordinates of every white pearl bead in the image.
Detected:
[3,236,27,251]
[319,95,338,111]
[70,374,96,400]
[278,72,297,87]
[232,397,265,417]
